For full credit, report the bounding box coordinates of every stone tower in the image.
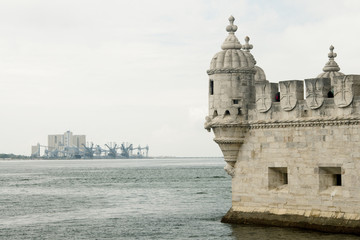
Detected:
[205,16,267,176]
[205,16,360,235]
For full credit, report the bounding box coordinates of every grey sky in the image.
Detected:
[1,0,360,156]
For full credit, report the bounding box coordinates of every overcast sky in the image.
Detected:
[1,0,360,157]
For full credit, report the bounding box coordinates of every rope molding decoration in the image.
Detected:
[208,116,360,129]
[207,69,255,75]
[213,138,245,144]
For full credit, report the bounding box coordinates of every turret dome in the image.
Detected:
[254,66,267,83]
[207,16,257,75]
[317,45,344,80]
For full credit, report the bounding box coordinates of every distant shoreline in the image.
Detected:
[0,155,224,160]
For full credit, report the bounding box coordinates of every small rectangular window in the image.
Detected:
[209,80,214,95]
[268,167,288,190]
[283,173,288,184]
[335,174,341,186]
[233,99,239,104]
[319,167,342,191]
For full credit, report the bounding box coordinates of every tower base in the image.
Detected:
[221,207,360,235]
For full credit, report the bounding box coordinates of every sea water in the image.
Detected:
[0,158,358,239]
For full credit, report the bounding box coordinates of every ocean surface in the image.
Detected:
[0,158,358,240]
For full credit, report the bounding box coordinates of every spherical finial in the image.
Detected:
[328,45,337,59]
[226,15,238,33]
[242,36,253,52]
[322,45,340,72]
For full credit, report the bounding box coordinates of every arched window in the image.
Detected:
[224,110,230,116]
[213,110,218,117]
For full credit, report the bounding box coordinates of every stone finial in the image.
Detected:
[242,36,253,52]
[221,16,242,50]
[226,15,238,33]
[328,45,337,59]
[323,45,341,72]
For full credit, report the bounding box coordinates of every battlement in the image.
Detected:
[250,75,360,122]
[204,75,360,130]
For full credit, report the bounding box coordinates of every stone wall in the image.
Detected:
[217,116,360,234]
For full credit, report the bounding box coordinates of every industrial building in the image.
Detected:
[48,130,86,157]
[31,130,149,159]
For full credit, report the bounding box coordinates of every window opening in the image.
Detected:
[335,174,341,186]
[319,167,342,191]
[327,90,334,98]
[237,108,241,115]
[268,167,288,189]
[275,92,280,102]
[209,80,214,95]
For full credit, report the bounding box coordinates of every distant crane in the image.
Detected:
[32,140,149,159]
[105,143,118,158]
[82,143,94,158]
[120,143,132,158]
[94,145,103,157]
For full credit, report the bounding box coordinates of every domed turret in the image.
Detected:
[317,45,344,81]
[207,17,256,74]
[207,16,266,121]
[205,16,262,170]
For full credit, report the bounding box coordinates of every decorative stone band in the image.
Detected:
[208,116,360,130]
[213,137,244,144]
[248,116,360,129]
[207,68,255,75]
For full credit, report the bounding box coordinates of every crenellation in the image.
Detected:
[305,78,331,109]
[279,80,304,111]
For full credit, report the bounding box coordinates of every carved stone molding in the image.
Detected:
[207,68,255,75]
[224,163,235,177]
[248,117,360,129]
[214,137,244,144]
[212,126,248,164]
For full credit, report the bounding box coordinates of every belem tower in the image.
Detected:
[205,16,360,234]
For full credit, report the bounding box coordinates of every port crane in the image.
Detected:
[32,141,149,159]
[82,143,94,158]
[105,143,118,158]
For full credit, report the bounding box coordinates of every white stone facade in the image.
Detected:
[205,16,360,234]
